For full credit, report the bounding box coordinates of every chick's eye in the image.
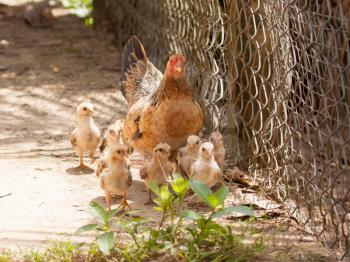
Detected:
[83,107,87,111]
[202,148,205,152]
[117,150,121,154]
[158,148,163,152]
[196,141,199,144]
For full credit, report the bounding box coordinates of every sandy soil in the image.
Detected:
[0,3,159,250]
[0,2,336,260]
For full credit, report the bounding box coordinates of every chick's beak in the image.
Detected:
[87,109,95,116]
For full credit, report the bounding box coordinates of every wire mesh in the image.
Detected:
[94,0,350,259]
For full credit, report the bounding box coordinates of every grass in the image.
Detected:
[0,237,264,262]
[0,242,104,262]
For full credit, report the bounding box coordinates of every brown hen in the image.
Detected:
[120,36,203,156]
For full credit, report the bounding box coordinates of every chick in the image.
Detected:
[99,119,125,153]
[70,102,100,168]
[177,135,202,177]
[96,119,126,176]
[100,144,132,211]
[209,131,225,168]
[140,142,176,204]
[190,142,221,188]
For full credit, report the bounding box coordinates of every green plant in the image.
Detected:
[60,0,93,26]
[77,176,262,261]
[76,201,119,255]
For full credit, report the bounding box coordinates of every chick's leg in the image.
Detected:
[119,192,131,210]
[105,192,112,211]
[144,190,154,205]
[96,160,106,177]
[89,152,96,165]
[79,154,88,168]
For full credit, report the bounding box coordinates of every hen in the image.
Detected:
[120,36,203,156]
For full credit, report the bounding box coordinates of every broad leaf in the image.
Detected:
[96,232,115,255]
[214,185,229,205]
[76,223,99,234]
[171,174,189,197]
[153,206,163,212]
[211,206,254,219]
[88,201,108,222]
[108,208,120,218]
[207,195,219,209]
[88,201,109,223]
[181,209,202,220]
[189,180,213,206]
[159,186,172,208]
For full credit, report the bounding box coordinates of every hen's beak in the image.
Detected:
[174,65,182,74]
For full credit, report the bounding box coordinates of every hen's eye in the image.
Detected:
[202,148,205,152]
[83,107,87,111]
[195,141,199,144]
[158,148,163,152]
[117,150,121,154]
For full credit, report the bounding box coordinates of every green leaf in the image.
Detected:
[153,206,163,212]
[171,174,189,197]
[88,201,109,223]
[207,195,219,209]
[189,180,213,206]
[211,206,254,219]
[181,209,202,220]
[108,208,120,218]
[159,186,172,207]
[214,185,229,205]
[76,223,99,234]
[149,180,160,196]
[96,232,115,255]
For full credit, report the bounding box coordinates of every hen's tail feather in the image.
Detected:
[120,36,147,101]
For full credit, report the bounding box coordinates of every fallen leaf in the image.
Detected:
[224,167,260,190]
[50,64,59,73]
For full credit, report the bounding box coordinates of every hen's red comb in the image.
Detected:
[168,54,186,66]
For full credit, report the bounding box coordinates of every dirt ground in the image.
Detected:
[0,2,161,250]
[0,2,337,260]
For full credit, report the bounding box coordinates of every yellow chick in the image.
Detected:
[177,135,202,177]
[70,102,100,168]
[140,142,176,204]
[96,119,127,176]
[190,142,221,188]
[209,130,225,168]
[100,144,132,211]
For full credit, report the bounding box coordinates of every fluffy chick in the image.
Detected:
[96,119,126,176]
[177,135,202,177]
[99,119,125,153]
[70,102,100,168]
[209,131,225,168]
[100,144,132,211]
[140,142,175,204]
[190,142,221,188]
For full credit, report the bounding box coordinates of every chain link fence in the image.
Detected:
[93,0,350,259]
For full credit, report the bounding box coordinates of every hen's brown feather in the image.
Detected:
[121,37,203,155]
